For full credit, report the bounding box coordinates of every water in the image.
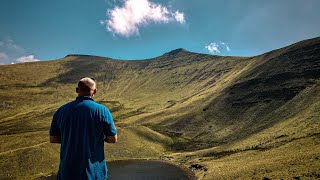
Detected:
[38,160,195,180]
[107,160,195,180]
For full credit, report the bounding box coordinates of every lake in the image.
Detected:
[38,160,196,180]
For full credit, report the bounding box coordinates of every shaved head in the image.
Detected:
[76,77,97,97]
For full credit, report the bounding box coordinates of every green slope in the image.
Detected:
[0,37,319,179]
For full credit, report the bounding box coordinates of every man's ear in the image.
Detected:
[93,89,97,95]
[76,87,79,93]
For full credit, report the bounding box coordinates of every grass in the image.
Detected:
[0,37,319,179]
[181,136,320,179]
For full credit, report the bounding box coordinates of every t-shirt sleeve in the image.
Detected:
[50,110,60,136]
[102,107,117,136]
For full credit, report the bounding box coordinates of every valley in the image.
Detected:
[0,37,319,179]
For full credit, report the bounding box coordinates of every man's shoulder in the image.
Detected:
[56,100,76,112]
[56,99,110,113]
[91,101,109,111]
[93,102,113,117]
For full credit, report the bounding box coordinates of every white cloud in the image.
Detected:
[103,0,185,37]
[174,11,185,24]
[0,38,41,64]
[205,41,231,54]
[0,38,26,64]
[205,43,220,54]
[16,55,40,63]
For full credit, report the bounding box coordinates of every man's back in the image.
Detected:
[50,96,117,180]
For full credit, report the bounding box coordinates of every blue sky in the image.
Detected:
[0,0,319,64]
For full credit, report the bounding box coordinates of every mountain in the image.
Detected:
[0,37,319,179]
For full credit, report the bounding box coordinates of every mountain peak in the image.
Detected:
[64,54,107,59]
[65,54,93,58]
[163,48,189,56]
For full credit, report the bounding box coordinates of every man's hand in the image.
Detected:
[105,134,117,143]
[50,136,61,143]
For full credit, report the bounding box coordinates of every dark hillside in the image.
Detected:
[149,37,320,150]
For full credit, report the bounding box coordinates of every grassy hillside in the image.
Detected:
[0,37,319,179]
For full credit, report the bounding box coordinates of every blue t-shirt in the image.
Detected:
[50,96,117,180]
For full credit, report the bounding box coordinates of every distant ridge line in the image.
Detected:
[62,36,320,60]
[65,54,106,58]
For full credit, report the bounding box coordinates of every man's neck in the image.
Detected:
[78,95,93,98]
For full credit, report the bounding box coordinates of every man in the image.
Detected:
[50,77,117,180]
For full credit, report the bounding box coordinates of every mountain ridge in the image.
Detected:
[59,36,319,63]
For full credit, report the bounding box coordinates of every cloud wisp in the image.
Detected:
[0,38,25,54]
[16,55,40,63]
[205,41,231,55]
[0,52,9,62]
[0,38,40,65]
[101,0,185,37]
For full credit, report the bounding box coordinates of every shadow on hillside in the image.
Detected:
[40,56,152,87]
[157,39,320,151]
[40,58,108,86]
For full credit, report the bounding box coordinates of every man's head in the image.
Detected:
[76,77,97,97]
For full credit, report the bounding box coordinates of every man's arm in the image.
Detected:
[102,107,117,143]
[50,110,61,143]
[104,134,117,143]
[50,136,61,143]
